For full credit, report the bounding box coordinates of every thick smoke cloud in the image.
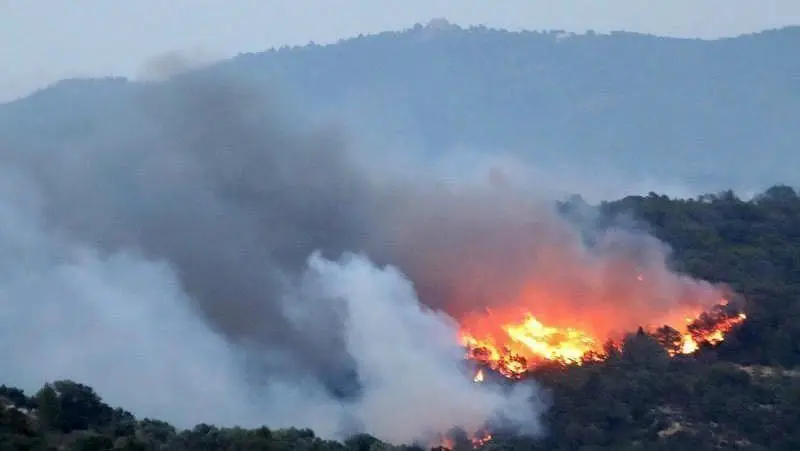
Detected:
[0,176,540,441]
[299,253,541,442]
[0,71,724,443]
[0,74,545,443]
[5,76,373,394]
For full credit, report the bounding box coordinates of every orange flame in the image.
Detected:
[439,273,746,444]
[460,300,746,378]
[471,431,492,448]
[432,429,493,450]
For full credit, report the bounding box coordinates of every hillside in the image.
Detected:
[3,186,800,450]
[2,22,800,451]
[2,23,799,195]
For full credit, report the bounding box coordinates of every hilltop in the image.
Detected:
[1,23,799,196]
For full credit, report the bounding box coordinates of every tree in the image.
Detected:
[34,380,112,433]
[621,330,670,369]
[69,433,113,451]
[34,383,62,432]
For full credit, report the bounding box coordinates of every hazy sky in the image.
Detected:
[1,0,799,102]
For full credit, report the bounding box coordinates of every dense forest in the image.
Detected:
[3,23,799,193]
[4,185,800,451]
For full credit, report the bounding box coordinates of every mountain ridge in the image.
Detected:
[1,24,799,198]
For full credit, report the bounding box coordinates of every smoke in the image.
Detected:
[299,252,542,442]
[0,163,542,442]
[136,50,220,82]
[0,70,724,443]
[443,198,729,344]
[0,74,545,443]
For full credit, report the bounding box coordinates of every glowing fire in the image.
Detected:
[438,273,747,448]
[461,301,746,379]
[433,430,493,450]
[471,431,492,447]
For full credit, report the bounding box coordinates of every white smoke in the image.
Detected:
[302,252,542,443]
[0,174,258,426]
[0,170,541,443]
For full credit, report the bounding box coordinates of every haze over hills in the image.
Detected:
[1,21,799,199]
[4,19,800,451]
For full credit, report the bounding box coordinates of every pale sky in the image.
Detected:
[1,0,799,103]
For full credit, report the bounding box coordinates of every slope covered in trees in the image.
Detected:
[2,24,799,194]
[4,186,800,451]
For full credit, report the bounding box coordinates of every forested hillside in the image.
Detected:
[4,186,800,451]
[2,23,799,194]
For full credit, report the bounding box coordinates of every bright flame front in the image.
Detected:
[461,304,746,379]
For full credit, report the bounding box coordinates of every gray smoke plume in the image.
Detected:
[0,74,545,444]
[0,71,723,443]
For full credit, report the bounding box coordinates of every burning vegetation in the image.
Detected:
[460,296,746,380]
[433,429,493,451]
[434,271,747,449]
[435,313,749,451]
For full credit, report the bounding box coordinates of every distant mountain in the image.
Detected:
[2,23,799,196]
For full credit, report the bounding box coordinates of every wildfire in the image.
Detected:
[461,301,746,379]
[433,429,493,450]
[471,431,492,447]
[429,271,748,451]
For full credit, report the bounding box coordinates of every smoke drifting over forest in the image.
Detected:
[0,74,725,444]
